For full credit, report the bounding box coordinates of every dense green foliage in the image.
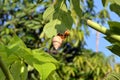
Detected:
[0,0,120,80]
[0,36,58,80]
[54,49,115,80]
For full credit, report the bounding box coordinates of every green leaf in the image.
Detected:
[110,3,120,17]
[99,9,110,19]
[0,45,8,57]
[8,35,27,48]
[108,21,120,35]
[10,61,27,80]
[104,72,120,80]
[107,44,120,57]
[23,49,58,80]
[113,0,120,6]
[102,0,107,7]
[32,50,58,63]
[43,20,59,38]
[104,36,119,44]
[34,63,56,80]
[28,25,43,29]
[6,36,27,56]
[47,71,62,80]
[25,20,42,29]
[43,1,73,38]
[43,19,70,38]
[43,5,55,21]
[71,0,82,18]
[43,16,73,38]
[0,69,5,80]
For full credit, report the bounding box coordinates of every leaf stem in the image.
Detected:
[0,57,14,80]
[87,20,120,42]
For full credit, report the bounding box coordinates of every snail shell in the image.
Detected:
[52,36,63,50]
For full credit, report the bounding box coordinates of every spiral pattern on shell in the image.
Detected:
[52,36,63,50]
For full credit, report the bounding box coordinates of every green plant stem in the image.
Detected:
[0,57,14,80]
[87,20,120,42]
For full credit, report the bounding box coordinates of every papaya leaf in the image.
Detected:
[6,35,27,56]
[102,0,107,7]
[32,50,58,63]
[23,49,58,80]
[34,63,56,80]
[43,5,55,21]
[110,3,120,17]
[104,36,120,44]
[10,61,27,80]
[107,44,120,57]
[71,0,82,18]
[108,21,120,35]
[43,0,73,38]
[43,19,60,38]
[8,35,27,49]
[113,0,120,6]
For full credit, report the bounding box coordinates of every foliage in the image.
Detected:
[0,35,58,80]
[0,0,120,80]
[104,71,120,80]
[54,49,115,80]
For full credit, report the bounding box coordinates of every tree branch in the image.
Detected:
[0,57,14,80]
[87,20,120,42]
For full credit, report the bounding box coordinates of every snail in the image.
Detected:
[52,30,70,50]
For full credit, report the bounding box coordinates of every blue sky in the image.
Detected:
[85,0,120,63]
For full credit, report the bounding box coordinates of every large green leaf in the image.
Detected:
[34,63,56,80]
[43,0,73,38]
[18,46,58,80]
[5,35,27,57]
[108,21,120,35]
[8,35,27,49]
[110,3,120,17]
[0,36,58,80]
[43,19,70,38]
[10,61,27,80]
[32,50,58,63]
[43,20,60,38]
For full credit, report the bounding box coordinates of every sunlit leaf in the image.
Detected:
[10,61,27,80]
[34,63,56,80]
[43,19,60,38]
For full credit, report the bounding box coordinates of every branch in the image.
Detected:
[0,57,14,80]
[87,20,120,42]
